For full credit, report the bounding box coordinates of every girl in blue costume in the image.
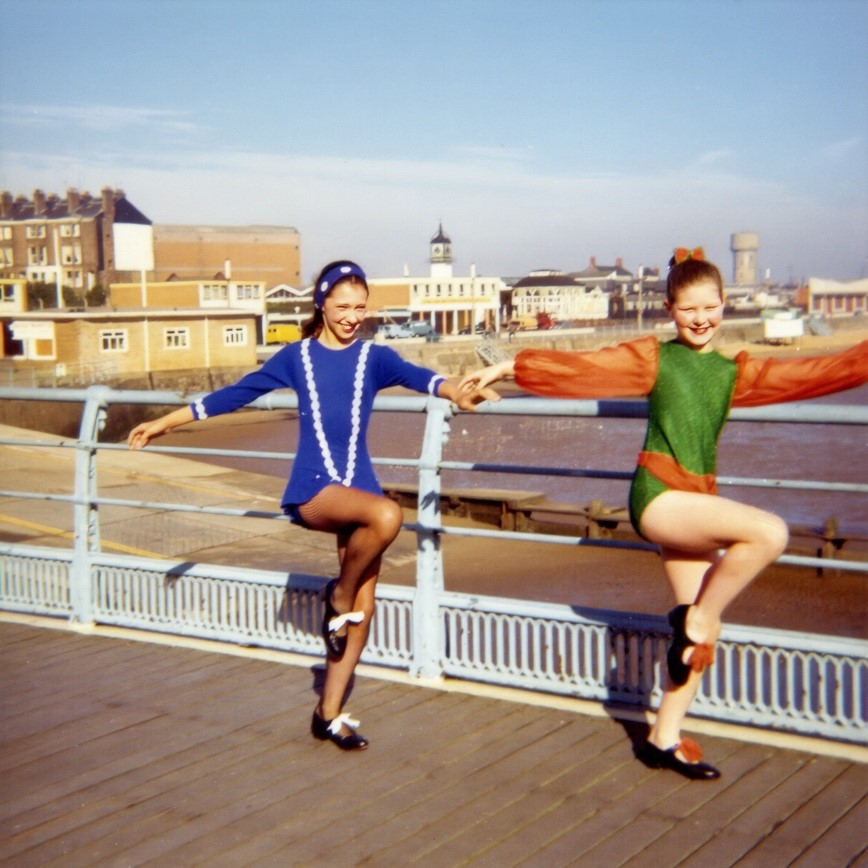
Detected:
[129,260,491,750]
[461,248,867,780]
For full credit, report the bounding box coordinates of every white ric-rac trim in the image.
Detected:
[193,398,208,420]
[301,338,371,487]
[428,375,444,395]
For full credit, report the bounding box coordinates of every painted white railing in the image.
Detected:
[0,384,866,744]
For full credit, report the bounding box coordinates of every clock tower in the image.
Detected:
[429,222,453,279]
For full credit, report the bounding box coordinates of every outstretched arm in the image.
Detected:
[733,340,867,407]
[128,405,195,450]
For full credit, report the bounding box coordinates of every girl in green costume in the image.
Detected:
[460,248,867,780]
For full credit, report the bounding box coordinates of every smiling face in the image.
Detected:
[319,280,368,347]
[665,279,724,352]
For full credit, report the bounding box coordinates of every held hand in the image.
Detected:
[458,359,514,393]
[453,386,502,412]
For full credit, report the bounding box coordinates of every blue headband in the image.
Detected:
[314,262,367,309]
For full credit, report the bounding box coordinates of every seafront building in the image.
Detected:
[1,186,866,384]
[0,188,266,378]
[366,224,505,335]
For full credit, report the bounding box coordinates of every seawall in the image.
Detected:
[1,317,865,439]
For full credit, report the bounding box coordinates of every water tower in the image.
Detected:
[730,232,759,286]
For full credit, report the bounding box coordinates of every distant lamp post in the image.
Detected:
[636,266,645,331]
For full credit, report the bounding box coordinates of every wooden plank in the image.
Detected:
[392,725,641,864]
[678,754,849,867]
[2,621,865,868]
[279,713,609,865]
[153,695,544,865]
[734,763,868,867]
[790,794,868,867]
[531,740,766,865]
[44,679,431,865]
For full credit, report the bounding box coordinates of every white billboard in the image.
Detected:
[113,223,154,271]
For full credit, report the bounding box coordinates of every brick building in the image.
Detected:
[0,187,151,294]
[152,224,301,288]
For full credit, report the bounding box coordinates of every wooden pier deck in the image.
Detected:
[1,618,865,867]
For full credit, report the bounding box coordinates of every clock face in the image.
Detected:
[432,245,442,256]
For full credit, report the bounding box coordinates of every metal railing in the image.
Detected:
[0,384,866,744]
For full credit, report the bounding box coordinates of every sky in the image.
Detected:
[1,0,866,285]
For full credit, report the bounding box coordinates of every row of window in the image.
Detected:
[7,224,82,239]
[0,245,84,267]
[99,325,248,352]
[201,283,263,301]
[411,281,499,299]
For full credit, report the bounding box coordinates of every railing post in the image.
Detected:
[410,396,451,679]
[70,385,109,623]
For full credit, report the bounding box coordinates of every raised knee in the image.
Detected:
[374,498,404,540]
[761,514,789,559]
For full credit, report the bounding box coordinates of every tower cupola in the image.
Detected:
[429,222,453,278]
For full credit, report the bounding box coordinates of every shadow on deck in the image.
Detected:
[1,619,865,866]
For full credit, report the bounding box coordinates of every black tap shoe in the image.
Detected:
[667,604,715,687]
[311,710,369,750]
[637,738,721,780]
[321,578,365,658]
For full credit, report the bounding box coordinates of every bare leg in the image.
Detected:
[298,486,404,727]
[648,550,716,751]
[641,491,788,650]
[640,491,788,754]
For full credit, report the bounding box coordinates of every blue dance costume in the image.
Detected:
[190,338,445,517]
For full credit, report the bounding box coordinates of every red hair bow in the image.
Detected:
[673,246,705,264]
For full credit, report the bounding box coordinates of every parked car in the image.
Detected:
[377,323,414,339]
[458,322,491,336]
[406,321,440,341]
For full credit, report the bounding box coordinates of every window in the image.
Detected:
[1,248,12,266]
[61,245,81,264]
[59,223,81,238]
[164,327,190,349]
[25,225,46,239]
[201,283,229,303]
[235,283,261,300]
[99,329,128,352]
[0,227,11,240]
[1,284,15,301]
[223,325,247,346]
[28,247,47,265]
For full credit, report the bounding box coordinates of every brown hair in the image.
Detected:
[666,256,724,304]
[301,260,369,339]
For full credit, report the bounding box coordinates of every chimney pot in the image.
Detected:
[67,188,81,212]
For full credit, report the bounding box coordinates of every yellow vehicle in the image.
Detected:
[266,322,301,344]
[508,314,539,331]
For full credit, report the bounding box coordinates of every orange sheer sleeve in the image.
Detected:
[732,340,868,407]
[513,335,659,399]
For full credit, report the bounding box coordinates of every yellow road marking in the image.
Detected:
[0,513,164,559]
